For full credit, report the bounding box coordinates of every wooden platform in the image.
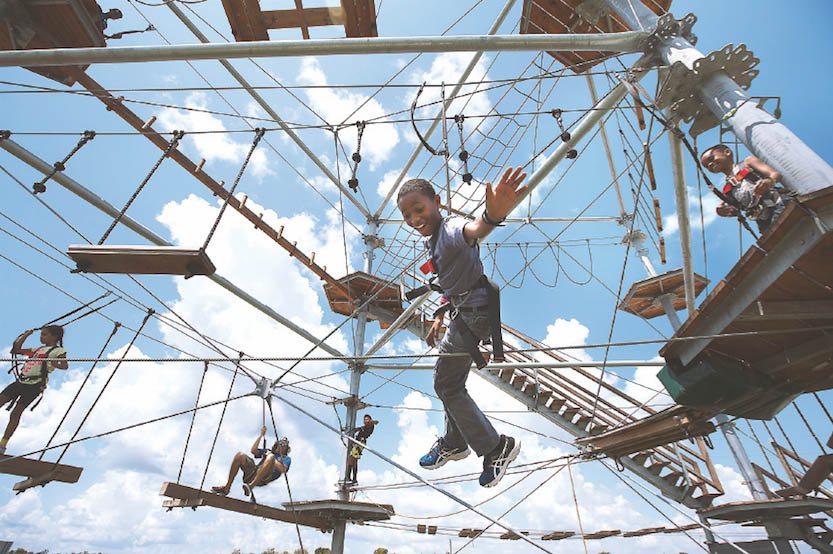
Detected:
[519,0,671,73]
[323,271,403,329]
[619,268,709,320]
[221,0,377,41]
[700,498,833,523]
[160,482,330,529]
[281,499,393,525]
[0,455,83,491]
[659,187,833,419]
[68,245,216,277]
[0,0,105,85]
[575,405,715,458]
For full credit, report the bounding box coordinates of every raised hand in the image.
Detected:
[425,318,444,348]
[485,167,528,222]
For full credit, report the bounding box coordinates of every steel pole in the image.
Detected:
[365,360,665,370]
[164,1,369,219]
[0,137,345,359]
[331,222,379,554]
[373,0,518,219]
[0,32,648,68]
[669,131,697,316]
[603,0,833,194]
[586,74,627,218]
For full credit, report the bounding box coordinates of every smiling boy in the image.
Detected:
[396,167,527,488]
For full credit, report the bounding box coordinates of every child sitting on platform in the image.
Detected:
[212,426,291,498]
[0,325,68,455]
[396,167,527,488]
[700,144,791,233]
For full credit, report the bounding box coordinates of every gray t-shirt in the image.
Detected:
[427,217,488,308]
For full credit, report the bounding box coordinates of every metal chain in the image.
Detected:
[33,130,96,194]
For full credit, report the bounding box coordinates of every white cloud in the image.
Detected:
[297,57,399,171]
[663,186,722,236]
[156,92,272,179]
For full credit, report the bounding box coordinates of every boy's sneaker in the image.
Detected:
[479,435,520,488]
[419,438,470,469]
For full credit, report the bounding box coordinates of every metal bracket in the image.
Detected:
[254,376,271,400]
[363,234,385,250]
[656,43,760,137]
[575,0,608,26]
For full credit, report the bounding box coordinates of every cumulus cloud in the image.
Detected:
[297,57,399,171]
[156,92,272,179]
[663,186,722,236]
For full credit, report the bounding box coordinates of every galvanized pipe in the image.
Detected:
[0,32,649,68]
[366,360,665,370]
[165,1,369,219]
[373,0,518,219]
[0,137,345,359]
[669,131,696,316]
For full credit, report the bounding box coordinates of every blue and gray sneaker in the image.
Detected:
[479,435,520,488]
[419,438,470,469]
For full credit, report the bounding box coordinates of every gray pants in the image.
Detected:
[434,308,499,457]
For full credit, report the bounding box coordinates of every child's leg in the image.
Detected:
[2,390,36,444]
[434,313,499,457]
[214,452,252,494]
[249,454,276,487]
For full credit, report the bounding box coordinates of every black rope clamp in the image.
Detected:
[410,82,447,157]
[33,130,97,194]
[347,121,365,192]
[551,108,577,159]
[454,114,473,184]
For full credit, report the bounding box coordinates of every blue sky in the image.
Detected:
[1,0,832,552]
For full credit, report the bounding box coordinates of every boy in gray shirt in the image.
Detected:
[396,167,527,488]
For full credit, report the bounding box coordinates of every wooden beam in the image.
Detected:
[74,73,351,299]
[738,300,833,321]
[262,6,345,30]
[220,0,268,41]
[0,455,82,487]
[159,481,329,529]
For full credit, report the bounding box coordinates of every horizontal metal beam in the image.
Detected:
[377,216,622,224]
[366,360,665,370]
[0,137,345,359]
[0,32,648,68]
[738,300,833,321]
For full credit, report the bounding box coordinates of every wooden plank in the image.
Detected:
[262,7,345,30]
[220,0,268,41]
[160,481,329,529]
[542,531,575,540]
[623,526,665,537]
[0,455,82,485]
[583,529,621,539]
[68,245,216,277]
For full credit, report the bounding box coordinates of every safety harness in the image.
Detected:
[5,345,59,412]
[405,247,505,370]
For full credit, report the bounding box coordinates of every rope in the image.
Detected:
[199,352,243,490]
[201,128,265,251]
[177,361,209,483]
[32,130,95,194]
[39,292,112,328]
[267,400,305,554]
[54,309,153,465]
[567,459,589,554]
[98,131,184,244]
[38,321,121,460]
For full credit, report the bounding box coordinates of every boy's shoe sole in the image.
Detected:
[481,439,521,488]
[420,447,471,470]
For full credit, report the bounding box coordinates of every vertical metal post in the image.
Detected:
[602,0,833,195]
[668,131,696,316]
[331,221,379,554]
[586,74,628,219]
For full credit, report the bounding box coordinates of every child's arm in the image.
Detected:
[251,425,267,455]
[744,155,782,196]
[10,329,34,355]
[716,203,739,217]
[426,312,445,348]
[463,167,528,245]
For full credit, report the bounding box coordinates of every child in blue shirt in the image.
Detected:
[397,167,527,488]
[212,426,291,498]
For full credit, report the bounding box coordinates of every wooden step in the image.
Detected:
[647,460,670,475]
[561,406,580,421]
[692,491,724,507]
[499,368,514,383]
[662,469,685,486]
[589,423,609,435]
[631,451,652,466]
[510,373,527,391]
[535,390,552,405]
[575,415,593,431]
[548,397,566,412]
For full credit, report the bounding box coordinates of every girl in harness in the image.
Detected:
[211,426,292,499]
[397,167,527,488]
[0,325,68,455]
[700,144,790,233]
